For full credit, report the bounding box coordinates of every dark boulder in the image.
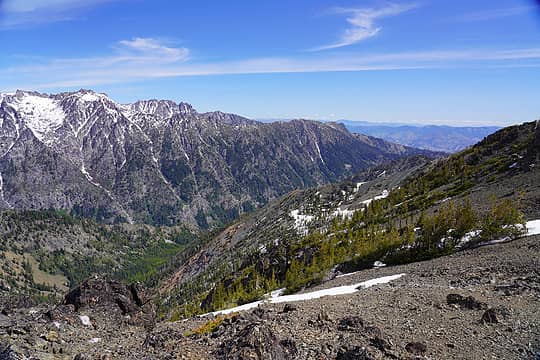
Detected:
[217,322,296,359]
[63,276,145,314]
[336,346,375,360]
[481,308,499,324]
[337,316,365,331]
[446,293,486,310]
[282,304,297,313]
[60,275,155,329]
[405,342,427,355]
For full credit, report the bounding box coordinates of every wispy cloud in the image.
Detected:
[452,6,534,22]
[2,40,540,91]
[311,3,418,51]
[116,37,190,62]
[0,0,117,28]
[1,37,190,88]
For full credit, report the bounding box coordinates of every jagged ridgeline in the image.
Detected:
[0,90,435,228]
[160,120,539,317]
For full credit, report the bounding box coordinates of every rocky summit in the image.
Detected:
[0,90,432,228]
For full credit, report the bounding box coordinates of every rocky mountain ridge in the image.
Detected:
[0,90,432,227]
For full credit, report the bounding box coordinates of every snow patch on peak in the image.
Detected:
[0,92,15,102]
[78,92,105,102]
[11,94,65,142]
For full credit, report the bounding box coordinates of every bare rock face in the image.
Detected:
[59,275,155,329]
[0,90,430,228]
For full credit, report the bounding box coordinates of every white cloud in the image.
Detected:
[0,37,190,89]
[2,43,540,91]
[452,6,534,22]
[312,3,418,51]
[0,0,117,27]
[116,37,190,62]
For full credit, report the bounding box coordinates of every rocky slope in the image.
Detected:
[1,234,538,359]
[0,90,432,227]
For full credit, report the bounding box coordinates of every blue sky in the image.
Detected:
[0,0,539,125]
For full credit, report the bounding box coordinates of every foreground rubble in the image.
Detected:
[1,235,539,359]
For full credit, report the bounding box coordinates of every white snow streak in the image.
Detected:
[354,182,367,193]
[361,189,389,207]
[0,172,12,208]
[80,163,134,224]
[205,273,405,316]
[314,141,325,165]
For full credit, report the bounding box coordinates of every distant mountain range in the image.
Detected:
[0,90,436,227]
[340,120,500,153]
[258,118,500,153]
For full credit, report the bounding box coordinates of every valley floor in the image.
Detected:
[3,233,538,359]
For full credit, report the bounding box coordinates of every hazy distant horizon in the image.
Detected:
[255,118,506,128]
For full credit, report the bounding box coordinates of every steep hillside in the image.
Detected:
[159,120,539,316]
[0,90,433,228]
[0,210,198,302]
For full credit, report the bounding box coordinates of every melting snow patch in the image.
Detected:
[373,261,386,268]
[289,209,314,236]
[205,273,405,316]
[456,230,482,248]
[88,338,101,344]
[354,182,366,193]
[331,207,356,219]
[454,219,540,249]
[361,190,389,207]
[79,315,91,326]
[527,219,540,236]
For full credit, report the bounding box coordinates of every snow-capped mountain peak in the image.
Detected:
[7,91,65,143]
[129,99,196,119]
[70,89,110,103]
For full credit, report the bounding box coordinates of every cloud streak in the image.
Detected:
[0,0,117,27]
[311,3,417,51]
[452,6,534,22]
[2,39,540,91]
